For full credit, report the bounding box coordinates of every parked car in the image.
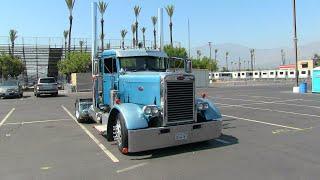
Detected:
[0,80,23,98]
[34,77,58,97]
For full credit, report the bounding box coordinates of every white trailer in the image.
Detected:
[268,70,277,78]
[253,71,261,79]
[277,70,287,78]
[261,71,269,78]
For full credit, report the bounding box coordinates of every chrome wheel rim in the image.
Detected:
[115,118,122,146]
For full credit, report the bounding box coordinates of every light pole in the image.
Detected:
[292,0,299,87]
[208,42,212,71]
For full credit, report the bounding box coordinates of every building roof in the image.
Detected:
[102,49,168,58]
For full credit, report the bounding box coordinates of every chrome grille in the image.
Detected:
[166,81,194,123]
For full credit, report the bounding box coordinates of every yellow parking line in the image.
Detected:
[61,105,119,163]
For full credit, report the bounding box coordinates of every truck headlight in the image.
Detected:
[197,103,209,111]
[143,105,160,117]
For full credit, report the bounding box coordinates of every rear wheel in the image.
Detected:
[114,113,129,154]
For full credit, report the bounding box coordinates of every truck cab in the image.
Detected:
[86,49,222,154]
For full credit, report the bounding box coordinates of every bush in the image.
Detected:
[0,54,23,79]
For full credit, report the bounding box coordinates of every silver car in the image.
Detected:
[34,77,58,97]
[0,80,23,98]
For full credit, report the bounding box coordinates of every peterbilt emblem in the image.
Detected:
[177,76,185,80]
[138,86,144,91]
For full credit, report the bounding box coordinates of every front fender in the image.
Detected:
[196,98,222,121]
[110,103,148,130]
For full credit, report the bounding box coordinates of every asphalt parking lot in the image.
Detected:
[1,85,320,180]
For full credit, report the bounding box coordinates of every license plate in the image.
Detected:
[175,132,187,141]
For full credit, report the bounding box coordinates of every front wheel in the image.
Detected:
[114,113,129,154]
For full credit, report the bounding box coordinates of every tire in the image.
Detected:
[114,113,129,154]
[19,93,23,98]
[52,92,58,97]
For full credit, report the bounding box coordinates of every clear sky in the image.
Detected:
[1,0,319,49]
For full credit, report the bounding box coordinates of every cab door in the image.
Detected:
[102,57,118,106]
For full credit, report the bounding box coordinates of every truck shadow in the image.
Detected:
[128,134,238,160]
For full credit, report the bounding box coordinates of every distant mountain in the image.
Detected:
[191,42,320,70]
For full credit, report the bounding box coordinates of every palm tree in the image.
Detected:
[63,30,69,58]
[131,24,136,48]
[9,29,18,56]
[151,16,157,49]
[134,5,141,46]
[65,0,75,53]
[196,50,202,59]
[214,49,218,63]
[120,29,128,49]
[165,5,175,47]
[226,52,229,71]
[98,1,108,51]
[79,40,84,53]
[141,27,146,48]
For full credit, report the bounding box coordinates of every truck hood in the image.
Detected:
[119,73,161,106]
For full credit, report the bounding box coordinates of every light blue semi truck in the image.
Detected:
[76,3,223,154]
[80,49,223,154]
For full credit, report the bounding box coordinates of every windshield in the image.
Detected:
[40,78,56,83]
[119,56,169,72]
[0,81,17,86]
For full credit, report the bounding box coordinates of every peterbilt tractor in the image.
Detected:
[76,49,223,154]
[75,3,223,154]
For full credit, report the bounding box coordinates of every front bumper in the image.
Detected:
[37,90,58,94]
[128,120,222,153]
[1,92,20,97]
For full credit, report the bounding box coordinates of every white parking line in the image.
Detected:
[3,119,72,125]
[61,105,119,163]
[217,102,320,118]
[212,96,301,104]
[116,162,148,173]
[223,114,303,130]
[0,108,15,127]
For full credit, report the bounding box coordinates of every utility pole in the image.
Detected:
[250,49,254,71]
[188,19,190,58]
[281,49,286,65]
[292,0,299,87]
[238,57,241,71]
[208,42,212,71]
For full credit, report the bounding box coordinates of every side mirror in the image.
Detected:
[185,59,192,73]
[119,68,126,75]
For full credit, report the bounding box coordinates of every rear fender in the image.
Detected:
[196,98,222,121]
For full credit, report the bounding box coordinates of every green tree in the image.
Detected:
[65,0,75,53]
[151,16,157,49]
[313,54,320,67]
[165,5,174,47]
[191,56,218,71]
[134,5,141,46]
[120,29,128,49]
[98,1,108,51]
[0,54,23,79]
[58,52,91,75]
[141,27,146,48]
[9,29,18,56]
[163,45,187,59]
